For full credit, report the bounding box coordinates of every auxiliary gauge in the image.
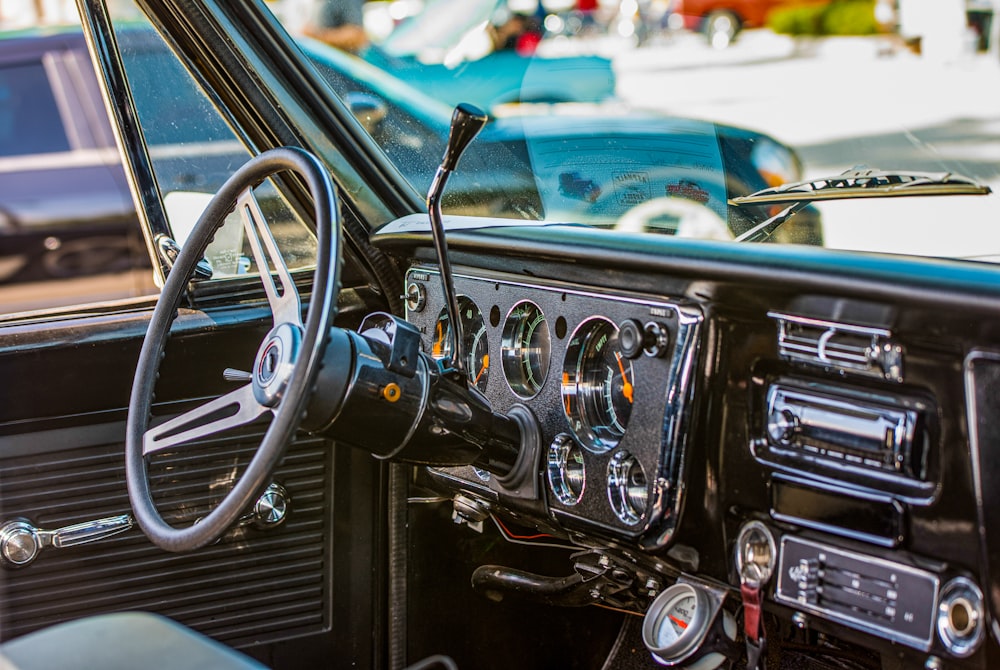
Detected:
[642,582,736,669]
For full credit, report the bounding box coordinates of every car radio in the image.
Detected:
[753,379,931,487]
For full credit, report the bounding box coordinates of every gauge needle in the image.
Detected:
[669,614,688,630]
[433,320,445,357]
[474,354,489,385]
[563,372,572,414]
[615,351,633,404]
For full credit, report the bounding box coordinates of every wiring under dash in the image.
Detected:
[491,514,577,551]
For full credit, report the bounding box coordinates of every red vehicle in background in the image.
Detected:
[667,0,815,46]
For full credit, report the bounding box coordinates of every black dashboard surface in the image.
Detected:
[375,221,1000,667]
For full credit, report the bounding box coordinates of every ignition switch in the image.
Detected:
[735,521,777,670]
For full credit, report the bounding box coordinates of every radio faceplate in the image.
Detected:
[767,383,917,476]
[752,378,934,499]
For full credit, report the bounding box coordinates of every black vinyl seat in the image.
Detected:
[0,612,267,670]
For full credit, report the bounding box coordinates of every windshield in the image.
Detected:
[278,0,1000,260]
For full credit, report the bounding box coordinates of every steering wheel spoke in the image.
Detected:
[237,187,303,329]
[143,384,271,456]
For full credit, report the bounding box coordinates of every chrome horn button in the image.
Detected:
[252,322,302,407]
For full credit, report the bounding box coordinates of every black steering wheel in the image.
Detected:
[126,147,340,552]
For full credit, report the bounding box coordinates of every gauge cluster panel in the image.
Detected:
[405,265,703,547]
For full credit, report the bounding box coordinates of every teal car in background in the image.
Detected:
[360,0,616,109]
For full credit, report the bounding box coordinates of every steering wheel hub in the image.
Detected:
[253,322,302,407]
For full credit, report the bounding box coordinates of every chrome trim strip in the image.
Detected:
[0,148,121,174]
[963,349,996,644]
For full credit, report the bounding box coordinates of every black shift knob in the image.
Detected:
[441,103,488,172]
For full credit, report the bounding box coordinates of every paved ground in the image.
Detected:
[603,30,1000,258]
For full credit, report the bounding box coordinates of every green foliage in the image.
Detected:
[768,3,825,35]
[768,1,879,36]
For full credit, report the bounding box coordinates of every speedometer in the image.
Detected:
[561,318,634,453]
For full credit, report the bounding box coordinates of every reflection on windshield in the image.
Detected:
[281,0,999,261]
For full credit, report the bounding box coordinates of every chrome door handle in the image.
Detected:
[1,514,134,568]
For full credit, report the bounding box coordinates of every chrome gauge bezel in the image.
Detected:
[642,583,711,665]
[502,301,551,398]
[431,295,490,392]
[561,317,635,454]
[547,433,586,506]
[607,450,648,525]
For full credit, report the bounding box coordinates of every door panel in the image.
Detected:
[0,301,379,667]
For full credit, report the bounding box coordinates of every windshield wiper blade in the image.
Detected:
[729,167,992,243]
[731,167,991,205]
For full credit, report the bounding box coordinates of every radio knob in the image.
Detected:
[768,408,798,445]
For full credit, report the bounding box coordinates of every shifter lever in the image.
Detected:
[426,103,488,381]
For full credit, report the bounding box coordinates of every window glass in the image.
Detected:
[110,5,318,280]
[0,60,70,157]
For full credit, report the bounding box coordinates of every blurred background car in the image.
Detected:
[665,0,830,47]
[0,31,142,286]
[291,0,618,109]
[302,36,817,240]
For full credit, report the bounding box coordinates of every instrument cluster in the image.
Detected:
[405,265,704,547]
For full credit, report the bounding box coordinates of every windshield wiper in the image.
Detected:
[729,167,992,243]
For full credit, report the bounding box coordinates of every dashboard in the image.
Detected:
[394,246,996,668]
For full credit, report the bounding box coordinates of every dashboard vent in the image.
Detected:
[769,312,903,382]
[0,435,331,649]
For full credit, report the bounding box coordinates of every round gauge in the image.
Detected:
[655,591,697,647]
[432,296,490,392]
[547,433,585,506]
[561,318,635,453]
[642,583,720,668]
[607,451,648,525]
[502,301,551,398]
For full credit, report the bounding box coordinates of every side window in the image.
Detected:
[0,46,155,317]
[0,60,71,156]
[112,12,317,280]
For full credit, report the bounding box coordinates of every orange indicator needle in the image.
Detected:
[615,352,633,404]
[474,354,489,385]
[563,372,572,414]
[669,614,688,630]
[432,321,445,357]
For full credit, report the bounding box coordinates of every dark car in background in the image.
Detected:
[0,31,141,287]
[0,29,244,312]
